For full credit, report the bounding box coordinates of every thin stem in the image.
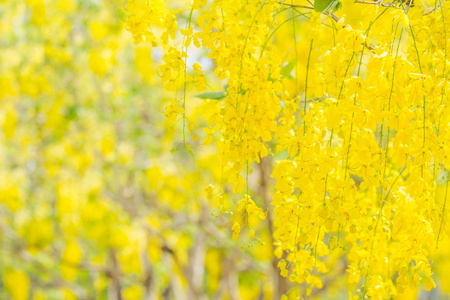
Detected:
[435,2,448,250]
[292,1,299,98]
[182,9,194,145]
[436,174,449,249]
[238,0,267,86]
[304,39,314,135]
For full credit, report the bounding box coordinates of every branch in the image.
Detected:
[278,1,314,9]
[277,1,376,52]
[258,156,290,298]
[354,0,402,8]
[109,248,123,300]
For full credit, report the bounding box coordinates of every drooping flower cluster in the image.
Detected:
[124,0,450,298]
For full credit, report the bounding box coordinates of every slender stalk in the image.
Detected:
[183,9,193,145]
[304,39,314,135]
[435,3,448,249]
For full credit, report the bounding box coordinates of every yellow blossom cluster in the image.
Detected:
[125,0,450,298]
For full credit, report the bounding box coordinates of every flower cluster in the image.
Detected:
[124,0,450,298]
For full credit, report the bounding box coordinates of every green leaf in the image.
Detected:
[267,71,276,82]
[281,59,296,80]
[194,91,227,100]
[314,0,342,13]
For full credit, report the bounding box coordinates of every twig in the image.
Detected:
[278,2,314,8]
[277,1,376,52]
[354,0,402,8]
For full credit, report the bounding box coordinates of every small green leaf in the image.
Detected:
[194,91,227,100]
[314,0,342,13]
[281,59,296,80]
[267,71,276,82]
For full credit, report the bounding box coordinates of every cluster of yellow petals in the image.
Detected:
[124,0,450,298]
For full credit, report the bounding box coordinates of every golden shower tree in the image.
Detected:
[125,0,450,299]
[1,0,450,299]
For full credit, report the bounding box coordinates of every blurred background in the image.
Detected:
[1,0,450,299]
[0,1,280,299]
